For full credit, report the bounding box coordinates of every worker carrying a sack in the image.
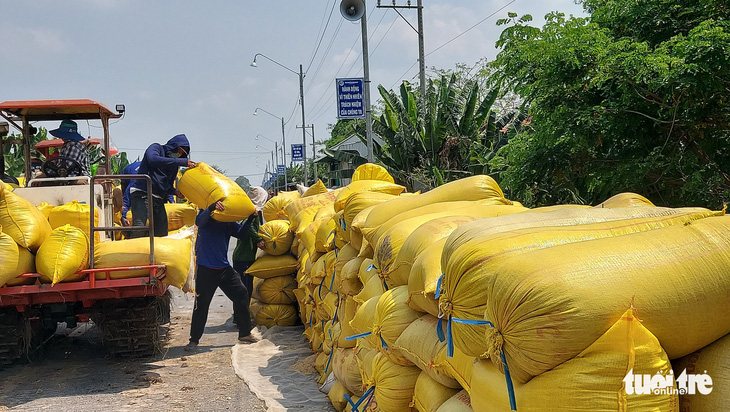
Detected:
[186,200,260,350]
[128,134,195,238]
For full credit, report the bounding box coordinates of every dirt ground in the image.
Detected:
[0,289,266,412]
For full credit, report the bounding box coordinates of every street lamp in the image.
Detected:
[256,139,279,193]
[254,107,288,190]
[251,53,308,185]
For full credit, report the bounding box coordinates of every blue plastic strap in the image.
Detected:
[380,335,389,350]
[501,350,517,411]
[382,280,389,291]
[343,394,356,410]
[434,273,445,299]
[325,348,334,374]
[437,317,446,342]
[327,230,335,241]
[318,276,326,299]
[273,242,277,251]
[333,297,340,321]
[366,264,376,272]
[352,386,375,412]
[329,271,336,292]
[308,310,313,328]
[345,331,372,341]
[341,218,347,231]
[446,316,494,358]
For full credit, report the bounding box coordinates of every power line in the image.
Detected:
[306,0,339,73]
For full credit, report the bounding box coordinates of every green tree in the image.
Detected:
[235,175,251,192]
[490,6,730,208]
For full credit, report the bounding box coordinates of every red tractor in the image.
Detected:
[0,100,173,365]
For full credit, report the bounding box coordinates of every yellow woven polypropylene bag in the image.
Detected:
[259,220,294,256]
[0,229,21,286]
[673,333,730,411]
[441,209,723,362]
[165,202,197,231]
[363,175,510,234]
[252,274,297,305]
[372,286,421,365]
[328,380,353,412]
[470,309,679,411]
[333,347,365,396]
[290,205,322,235]
[373,205,526,286]
[36,224,89,284]
[435,391,472,412]
[433,346,475,394]
[339,257,365,296]
[411,372,460,412]
[323,320,342,355]
[407,239,447,317]
[249,300,298,327]
[6,247,35,286]
[394,314,461,388]
[334,180,405,213]
[358,258,378,285]
[338,296,359,348]
[351,163,394,183]
[342,192,397,235]
[350,205,376,251]
[263,195,290,222]
[595,192,655,208]
[369,352,421,412]
[48,200,100,243]
[349,296,380,348]
[0,183,51,251]
[389,215,479,288]
[285,189,342,221]
[177,163,255,222]
[315,216,336,253]
[246,254,298,279]
[36,201,54,219]
[354,275,386,305]
[480,215,730,384]
[302,179,328,197]
[94,237,191,288]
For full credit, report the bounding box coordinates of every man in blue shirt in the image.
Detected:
[187,200,260,349]
[129,134,194,238]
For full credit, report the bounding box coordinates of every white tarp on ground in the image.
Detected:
[232,325,336,412]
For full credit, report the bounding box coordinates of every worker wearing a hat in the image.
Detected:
[50,119,90,176]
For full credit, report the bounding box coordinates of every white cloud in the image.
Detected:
[1,27,67,54]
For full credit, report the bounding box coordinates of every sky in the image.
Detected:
[2,0,586,185]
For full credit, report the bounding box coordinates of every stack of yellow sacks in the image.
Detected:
[260,165,730,412]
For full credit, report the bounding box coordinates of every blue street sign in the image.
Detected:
[277,165,285,174]
[336,78,365,119]
[291,144,304,161]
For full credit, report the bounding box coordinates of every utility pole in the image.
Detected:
[377,0,426,98]
[298,124,316,182]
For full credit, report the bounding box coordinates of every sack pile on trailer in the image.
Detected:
[254,164,730,412]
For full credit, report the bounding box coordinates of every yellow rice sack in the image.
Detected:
[252,275,297,305]
[5,245,36,286]
[351,163,394,183]
[263,194,295,222]
[302,179,328,197]
[673,333,730,411]
[315,216,336,253]
[411,372,460,412]
[470,309,678,411]
[394,314,460,388]
[407,239,447,317]
[323,319,342,355]
[480,215,730,384]
[441,209,722,362]
[435,390,473,412]
[177,162,255,222]
[342,192,397,235]
[36,224,89,284]
[48,200,100,243]
[165,202,197,231]
[285,189,342,221]
[369,352,421,412]
[259,220,294,256]
[290,205,322,235]
[334,180,405,213]
[333,347,365,396]
[339,257,365,296]
[328,380,353,412]
[247,254,298,279]
[433,346,475,394]
[0,229,21,286]
[354,275,386,305]
[372,286,421,365]
[358,258,378,285]
[94,237,191,288]
[249,300,298,327]
[363,175,510,235]
[349,296,380,348]
[0,183,51,251]
[595,192,655,208]
[36,201,54,219]
[338,296,359,349]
